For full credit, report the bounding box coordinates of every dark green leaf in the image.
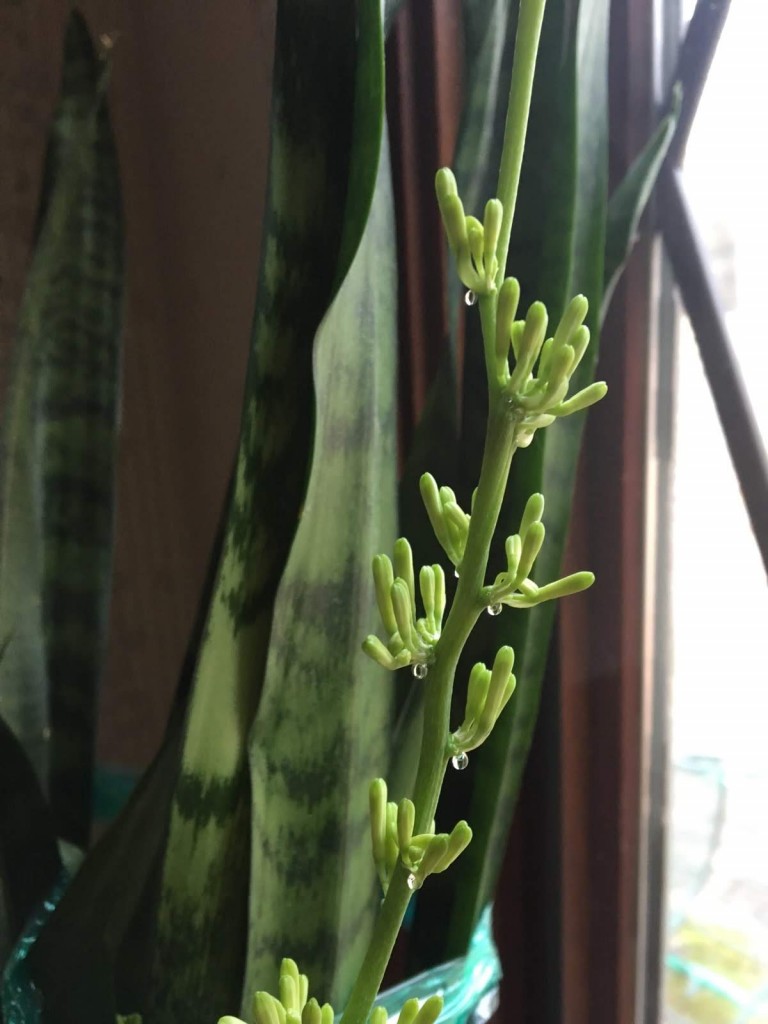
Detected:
[147,2,381,1021]
[243,0,394,1007]
[0,11,123,847]
[0,713,61,974]
[246,147,397,1013]
[602,86,680,319]
[29,1,369,1020]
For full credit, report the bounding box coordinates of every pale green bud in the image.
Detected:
[420,474,454,561]
[533,571,595,603]
[435,169,468,255]
[385,802,403,876]
[505,533,522,580]
[391,579,416,652]
[466,216,484,270]
[320,1006,334,1024]
[301,1000,322,1024]
[369,1009,388,1024]
[509,302,548,392]
[554,294,588,349]
[397,798,415,852]
[570,324,591,370]
[509,320,525,360]
[419,566,436,627]
[280,961,301,1012]
[537,336,555,381]
[478,647,515,737]
[519,492,545,536]
[495,277,521,376]
[516,520,545,585]
[551,381,608,417]
[369,779,388,866]
[413,995,444,1024]
[547,343,576,393]
[393,539,416,615]
[483,198,503,263]
[254,993,285,1024]
[432,565,446,627]
[465,662,491,727]
[372,555,397,636]
[417,834,449,879]
[435,821,472,872]
[363,635,402,671]
[397,999,421,1024]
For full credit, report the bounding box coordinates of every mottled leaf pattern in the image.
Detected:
[246,142,396,1009]
[147,3,376,1023]
[0,12,123,846]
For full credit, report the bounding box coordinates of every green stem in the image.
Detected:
[494,0,547,287]
[339,4,547,1021]
[341,400,517,1024]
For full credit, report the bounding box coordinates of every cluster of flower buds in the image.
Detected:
[238,962,443,1024]
[435,168,503,297]
[369,996,444,1024]
[369,780,472,895]
[225,959,332,1024]
[494,281,608,446]
[450,646,517,760]
[362,539,446,676]
[419,473,472,572]
[483,492,594,611]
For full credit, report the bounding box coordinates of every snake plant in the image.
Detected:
[0,1,678,1022]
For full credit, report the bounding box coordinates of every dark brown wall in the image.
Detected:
[0,1,275,769]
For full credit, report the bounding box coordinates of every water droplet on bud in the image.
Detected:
[464,290,477,307]
[412,662,428,680]
[454,568,460,579]
[451,751,469,771]
[406,873,421,891]
[487,603,503,617]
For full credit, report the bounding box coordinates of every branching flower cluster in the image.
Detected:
[235,959,443,1024]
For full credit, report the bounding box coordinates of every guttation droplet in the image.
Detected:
[487,603,503,617]
[407,873,421,892]
[451,751,470,771]
[464,289,477,307]
[412,662,428,680]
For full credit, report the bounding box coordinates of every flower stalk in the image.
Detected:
[242,2,608,1023]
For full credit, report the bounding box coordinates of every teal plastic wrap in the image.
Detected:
[2,882,499,1024]
[370,906,501,1023]
[2,871,69,1024]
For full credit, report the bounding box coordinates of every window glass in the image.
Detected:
[661,6,768,1022]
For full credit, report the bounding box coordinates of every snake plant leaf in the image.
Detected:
[147,3,382,1022]
[0,11,123,847]
[244,0,394,1008]
[25,499,231,1024]
[0,713,61,970]
[602,86,680,319]
[245,142,396,1008]
[27,2,369,1021]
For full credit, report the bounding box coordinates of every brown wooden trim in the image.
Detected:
[386,0,462,460]
[559,0,657,1021]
